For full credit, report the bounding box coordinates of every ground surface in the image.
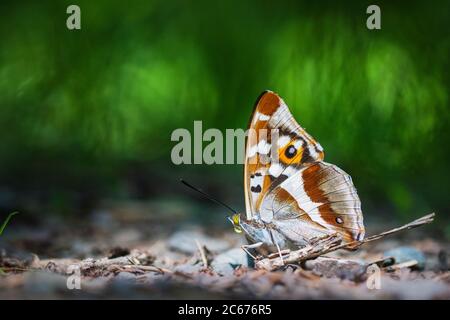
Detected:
[0,199,449,299]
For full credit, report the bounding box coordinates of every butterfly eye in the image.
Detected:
[231,214,242,233]
[284,145,297,159]
[335,217,344,224]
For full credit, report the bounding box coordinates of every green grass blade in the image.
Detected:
[0,211,19,236]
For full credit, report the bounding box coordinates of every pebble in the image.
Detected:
[174,263,203,275]
[168,230,230,254]
[211,248,248,276]
[115,272,138,281]
[384,246,426,270]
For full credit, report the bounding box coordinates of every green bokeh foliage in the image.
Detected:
[0,0,448,219]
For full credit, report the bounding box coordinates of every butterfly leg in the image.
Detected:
[241,242,263,260]
[267,228,285,265]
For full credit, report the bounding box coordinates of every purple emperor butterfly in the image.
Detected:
[230,91,365,255]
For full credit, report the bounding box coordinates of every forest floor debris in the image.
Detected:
[0,204,449,299]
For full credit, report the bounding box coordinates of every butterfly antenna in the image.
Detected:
[179,179,237,214]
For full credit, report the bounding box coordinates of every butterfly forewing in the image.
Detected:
[244,91,324,220]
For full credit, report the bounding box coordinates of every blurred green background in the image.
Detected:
[0,1,448,231]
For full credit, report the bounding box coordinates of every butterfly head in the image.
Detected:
[228,213,243,234]
[228,213,266,239]
[228,213,288,251]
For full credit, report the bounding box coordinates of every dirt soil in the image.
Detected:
[1,199,449,299]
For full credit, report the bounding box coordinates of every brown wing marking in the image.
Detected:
[302,163,365,242]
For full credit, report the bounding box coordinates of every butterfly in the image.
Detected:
[229,90,365,257]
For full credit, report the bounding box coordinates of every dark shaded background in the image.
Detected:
[0,1,449,235]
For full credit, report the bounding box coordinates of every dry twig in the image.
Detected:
[385,260,419,271]
[195,239,208,267]
[30,250,163,275]
[256,213,435,271]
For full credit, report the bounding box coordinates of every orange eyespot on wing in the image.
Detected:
[278,143,304,165]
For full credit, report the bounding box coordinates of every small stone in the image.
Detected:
[384,246,426,270]
[303,257,367,281]
[23,271,69,295]
[211,248,248,276]
[174,263,203,275]
[168,230,230,254]
[115,272,138,281]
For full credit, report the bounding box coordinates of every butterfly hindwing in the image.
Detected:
[260,162,365,243]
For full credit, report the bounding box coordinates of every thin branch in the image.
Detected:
[384,260,418,271]
[332,212,435,251]
[121,264,173,274]
[195,239,208,268]
[256,213,435,271]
